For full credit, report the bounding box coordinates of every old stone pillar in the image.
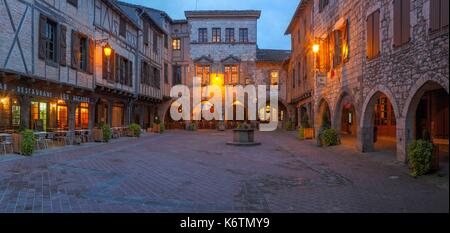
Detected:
[20,95,30,129]
[68,100,76,144]
[124,100,133,126]
[107,100,113,127]
[88,100,96,129]
[396,117,408,163]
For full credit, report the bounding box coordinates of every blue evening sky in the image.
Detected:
[120,0,298,50]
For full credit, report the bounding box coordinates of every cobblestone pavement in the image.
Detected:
[0,130,448,213]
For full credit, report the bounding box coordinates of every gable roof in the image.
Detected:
[185,10,261,19]
[284,0,310,35]
[257,49,291,63]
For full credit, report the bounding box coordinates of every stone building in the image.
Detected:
[286,0,449,162]
[285,0,315,129]
[1,0,97,132]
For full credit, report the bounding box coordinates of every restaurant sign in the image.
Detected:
[1,82,92,103]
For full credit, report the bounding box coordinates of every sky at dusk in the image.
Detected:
[120,0,299,50]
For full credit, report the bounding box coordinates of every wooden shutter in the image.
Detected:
[401,0,410,44]
[71,30,80,69]
[367,14,374,59]
[128,61,133,87]
[87,38,94,74]
[59,24,67,65]
[115,54,120,82]
[393,0,402,47]
[430,0,441,32]
[373,11,380,57]
[342,19,350,62]
[143,22,149,45]
[110,49,115,81]
[442,0,449,28]
[329,31,335,68]
[38,14,47,60]
[102,46,108,79]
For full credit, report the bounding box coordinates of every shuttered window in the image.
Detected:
[430,0,449,33]
[71,31,93,73]
[39,15,57,63]
[153,31,158,53]
[292,69,296,88]
[173,65,182,85]
[332,30,342,67]
[58,25,67,66]
[297,62,301,86]
[367,10,380,60]
[393,0,410,47]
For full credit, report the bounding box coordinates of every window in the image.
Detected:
[30,102,47,131]
[118,56,133,86]
[367,10,381,60]
[430,0,449,33]
[198,28,208,43]
[319,0,329,13]
[141,61,150,85]
[164,63,169,84]
[44,19,57,62]
[173,65,182,85]
[79,36,87,71]
[153,67,160,88]
[57,104,68,129]
[239,28,248,43]
[270,70,279,85]
[393,0,410,47]
[196,64,210,85]
[12,105,20,128]
[172,38,181,50]
[119,18,126,37]
[333,30,342,67]
[225,28,235,43]
[224,65,238,84]
[212,28,221,43]
[297,62,301,86]
[67,0,78,7]
[75,103,89,129]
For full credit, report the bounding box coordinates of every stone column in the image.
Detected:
[88,100,96,129]
[107,100,113,127]
[20,95,30,129]
[139,105,145,128]
[68,100,76,144]
[124,100,133,126]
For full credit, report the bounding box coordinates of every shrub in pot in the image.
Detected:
[21,129,35,156]
[128,123,142,137]
[160,123,165,133]
[408,140,433,177]
[320,128,339,147]
[284,120,294,131]
[101,124,112,142]
[298,127,304,140]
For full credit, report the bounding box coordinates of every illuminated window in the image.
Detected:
[196,64,210,85]
[172,38,181,50]
[57,105,68,129]
[270,70,279,85]
[31,102,48,130]
[0,97,10,129]
[224,65,238,84]
[76,102,89,129]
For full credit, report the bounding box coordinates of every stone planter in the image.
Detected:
[152,124,161,133]
[227,129,261,146]
[304,128,314,139]
[93,128,103,142]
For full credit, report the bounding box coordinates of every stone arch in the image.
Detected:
[314,97,333,130]
[333,90,358,136]
[358,85,400,154]
[398,78,449,162]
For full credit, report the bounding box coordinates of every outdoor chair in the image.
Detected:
[0,135,13,154]
[35,134,47,150]
[45,133,55,148]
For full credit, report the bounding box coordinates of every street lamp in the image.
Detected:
[312,43,320,54]
[103,43,112,57]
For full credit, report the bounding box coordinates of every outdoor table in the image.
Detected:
[0,133,12,139]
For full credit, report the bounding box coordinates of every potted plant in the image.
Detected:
[320,128,339,147]
[159,122,165,134]
[128,123,142,137]
[20,129,35,156]
[301,114,314,139]
[408,140,433,177]
[153,117,161,133]
[101,124,112,142]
